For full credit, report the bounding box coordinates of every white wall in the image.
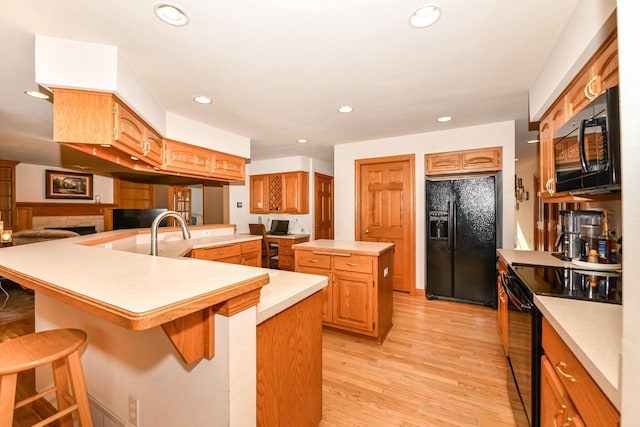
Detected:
[618,0,640,424]
[529,0,617,120]
[514,143,538,250]
[334,121,516,291]
[16,163,114,203]
[228,156,333,237]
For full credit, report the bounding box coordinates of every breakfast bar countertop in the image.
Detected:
[0,227,327,329]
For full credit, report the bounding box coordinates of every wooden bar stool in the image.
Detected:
[0,328,93,426]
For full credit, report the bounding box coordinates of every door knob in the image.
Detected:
[364,229,369,234]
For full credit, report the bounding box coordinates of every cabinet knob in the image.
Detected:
[364,229,369,234]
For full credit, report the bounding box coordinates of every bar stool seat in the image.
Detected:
[0,328,93,426]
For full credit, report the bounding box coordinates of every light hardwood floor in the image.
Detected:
[320,293,516,427]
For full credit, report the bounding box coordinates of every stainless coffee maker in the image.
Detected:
[556,210,604,260]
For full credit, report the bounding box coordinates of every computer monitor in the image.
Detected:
[269,220,289,235]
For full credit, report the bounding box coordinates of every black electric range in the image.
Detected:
[510,263,622,305]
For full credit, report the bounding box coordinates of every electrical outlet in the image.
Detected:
[128,395,139,426]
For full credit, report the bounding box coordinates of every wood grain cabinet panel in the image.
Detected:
[52,87,245,179]
[540,355,585,427]
[249,171,309,214]
[162,138,212,176]
[295,247,394,342]
[539,31,618,202]
[191,240,261,267]
[541,318,619,427]
[425,147,502,175]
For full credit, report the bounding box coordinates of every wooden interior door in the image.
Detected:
[356,155,415,293]
[314,173,334,239]
[168,186,192,225]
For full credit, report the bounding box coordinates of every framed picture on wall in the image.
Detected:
[45,170,93,199]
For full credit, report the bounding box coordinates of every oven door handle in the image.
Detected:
[502,273,533,311]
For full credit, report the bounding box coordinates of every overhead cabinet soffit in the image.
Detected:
[52,88,245,181]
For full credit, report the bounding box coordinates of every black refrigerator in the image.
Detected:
[426,176,497,307]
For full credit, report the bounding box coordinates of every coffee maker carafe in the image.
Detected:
[556,210,604,260]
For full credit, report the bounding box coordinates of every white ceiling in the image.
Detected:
[0,0,579,170]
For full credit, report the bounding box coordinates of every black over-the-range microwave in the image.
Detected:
[553,86,620,194]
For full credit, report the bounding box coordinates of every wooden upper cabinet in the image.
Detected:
[211,151,245,181]
[250,175,269,214]
[567,34,618,117]
[425,147,502,175]
[283,172,309,214]
[539,30,618,203]
[162,139,212,176]
[52,87,245,180]
[249,171,309,214]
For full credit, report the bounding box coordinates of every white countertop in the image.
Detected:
[292,239,395,255]
[498,249,621,410]
[0,227,326,324]
[265,233,310,239]
[497,248,572,268]
[534,295,621,410]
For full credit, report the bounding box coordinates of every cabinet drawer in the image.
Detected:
[334,255,373,274]
[241,239,261,253]
[279,255,294,269]
[296,251,331,270]
[191,244,241,261]
[542,318,619,427]
[279,246,294,256]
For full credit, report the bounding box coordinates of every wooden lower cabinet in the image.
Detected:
[541,318,619,427]
[257,291,322,427]
[265,235,310,271]
[294,245,394,342]
[497,256,508,355]
[190,239,261,267]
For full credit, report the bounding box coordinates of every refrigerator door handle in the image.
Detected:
[452,200,457,251]
[447,201,452,251]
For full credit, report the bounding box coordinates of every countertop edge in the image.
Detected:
[256,273,328,325]
[534,295,621,411]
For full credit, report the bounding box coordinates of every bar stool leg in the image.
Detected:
[66,351,93,426]
[52,358,74,427]
[0,374,18,427]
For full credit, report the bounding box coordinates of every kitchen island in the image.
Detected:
[0,225,327,426]
[497,249,621,411]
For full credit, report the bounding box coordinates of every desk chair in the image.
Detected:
[249,224,279,269]
[0,328,93,426]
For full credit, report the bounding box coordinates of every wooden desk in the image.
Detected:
[265,234,310,271]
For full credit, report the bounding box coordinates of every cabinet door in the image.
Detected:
[114,102,146,156]
[425,152,460,175]
[283,172,309,214]
[539,116,555,197]
[540,355,584,427]
[461,147,501,172]
[296,266,333,322]
[211,151,245,181]
[333,272,374,332]
[593,35,618,94]
[250,175,269,214]
[566,66,594,117]
[163,139,212,176]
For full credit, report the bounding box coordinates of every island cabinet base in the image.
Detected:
[257,291,323,426]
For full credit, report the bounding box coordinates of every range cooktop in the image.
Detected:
[510,264,622,304]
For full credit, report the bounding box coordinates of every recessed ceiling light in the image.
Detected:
[409,5,442,29]
[527,139,540,144]
[437,116,452,122]
[24,90,49,100]
[193,96,212,104]
[338,106,353,113]
[297,139,308,144]
[154,3,189,26]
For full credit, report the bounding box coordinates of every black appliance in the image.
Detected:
[426,176,497,307]
[112,209,169,230]
[503,264,622,427]
[553,86,620,194]
[268,219,289,235]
